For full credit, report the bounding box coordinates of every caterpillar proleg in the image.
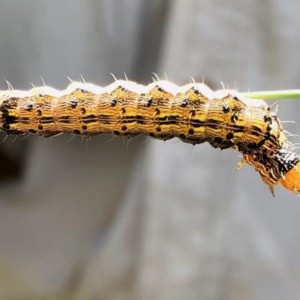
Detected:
[0,80,298,195]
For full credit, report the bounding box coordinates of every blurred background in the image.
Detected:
[0,0,300,299]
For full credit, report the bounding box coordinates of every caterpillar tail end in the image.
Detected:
[277,162,300,194]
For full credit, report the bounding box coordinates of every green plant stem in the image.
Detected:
[241,90,300,100]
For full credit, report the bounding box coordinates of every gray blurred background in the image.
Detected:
[0,0,300,299]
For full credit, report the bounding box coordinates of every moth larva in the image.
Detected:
[0,80,298,195]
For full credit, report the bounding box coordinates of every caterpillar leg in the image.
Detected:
[260,175,276,197]
[269,186,275,197]
[236,157,247,171]
[237,153,276,196]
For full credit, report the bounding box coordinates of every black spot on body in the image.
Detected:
[188,128,194,135]
[226,132,234,140]
[81,107,86,114]
[222,104,231,113]
[82,125,87,131]
[37,109,42,117]
[38,124,43,130]
[121,125,127,131]
[73,129,80,134]
[263,115,272,123]
[146,99,153,107]
[181,99,189,107]
[231,115,238,123]
[155,108,160,115]
[193,88,200,95]
[121,107,126,114]
[25,104,34,111]
[70,100,78,109]
[156,127,161,132]
[113,130,120,135]
[189,110,196,117]
[111,99,117,107]
[118,85,126,91]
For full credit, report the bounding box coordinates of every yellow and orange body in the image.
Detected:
[0,80,298,195]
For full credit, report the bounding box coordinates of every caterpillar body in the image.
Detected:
[0,80,299,195]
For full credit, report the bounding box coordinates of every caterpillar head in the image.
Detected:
[240,150,300,196]
[278,161,300,194]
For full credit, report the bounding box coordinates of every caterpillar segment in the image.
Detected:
[0,80,298,195]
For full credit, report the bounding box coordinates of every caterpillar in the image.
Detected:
[0,80,299,195]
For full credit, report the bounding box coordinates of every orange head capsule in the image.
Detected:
[278,161,300,193]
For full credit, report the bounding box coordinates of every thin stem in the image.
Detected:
[241,90,300,100]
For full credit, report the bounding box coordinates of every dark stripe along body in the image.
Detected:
[0,80,298,195]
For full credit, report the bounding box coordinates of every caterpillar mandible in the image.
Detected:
[0,80,298,195]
